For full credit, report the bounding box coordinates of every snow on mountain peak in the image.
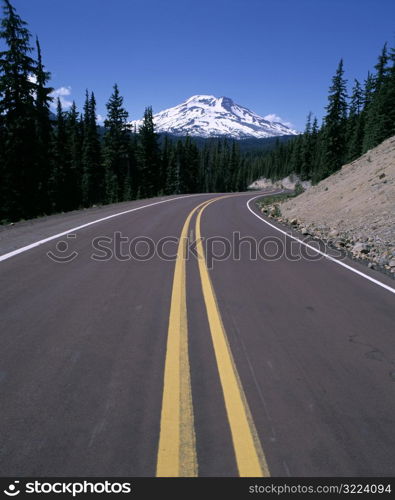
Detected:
[128,95,298,139]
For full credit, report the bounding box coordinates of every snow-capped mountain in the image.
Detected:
[128,95,298,139]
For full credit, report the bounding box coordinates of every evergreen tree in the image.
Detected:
[65,101,83,209]
[363,71,375,108]
[128,128,138,198]
[289,135,302,177]
[0,0,38,220]
[137,106,160,198]
[34,36,53,213]
[228,141,240,191]
[161,134,172,194]
[382,45,395,137]
[374,43,389,91]
[49,98,68,211]
[165,148,180,195]
[299,112,313,179]
[346,79,364,161]
[310,117,320,177]
[103,84,130,203]
[234,156,246,191]
[373,44,395,142]
[349,79,364,115]
[81,90,102,206]
[210,139,224,191]
[200,142,212,192]
[180,136,200,193]
[319,59,348,179]
[363,45,390,151]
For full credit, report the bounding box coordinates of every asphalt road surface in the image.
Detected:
[0,193,394,477]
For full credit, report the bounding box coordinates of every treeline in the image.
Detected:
[0,0,252,223]
[250,45,395,184]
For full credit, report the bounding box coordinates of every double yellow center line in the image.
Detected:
[156,196,270,477]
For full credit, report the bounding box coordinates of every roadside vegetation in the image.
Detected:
[255,182,305,215]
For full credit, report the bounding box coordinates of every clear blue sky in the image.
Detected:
[7,0,395,130]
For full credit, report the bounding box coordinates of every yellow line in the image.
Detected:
[156,197,224,477]
[195,198,270,477]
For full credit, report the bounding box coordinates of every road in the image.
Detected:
[0,193,394,477]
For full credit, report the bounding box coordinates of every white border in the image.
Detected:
[0,194,207,263]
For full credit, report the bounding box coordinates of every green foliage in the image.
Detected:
[294,181,304,196]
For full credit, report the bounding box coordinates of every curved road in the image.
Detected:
[0,193,394,477]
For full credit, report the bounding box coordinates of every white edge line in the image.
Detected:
[0,194,209,263]
[247,194,395,295]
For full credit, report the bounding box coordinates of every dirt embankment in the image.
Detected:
[260,135,395,274]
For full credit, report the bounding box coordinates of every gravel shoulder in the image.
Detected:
[259,135,395,276]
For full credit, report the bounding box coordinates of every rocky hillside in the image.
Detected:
[262,135,395,274]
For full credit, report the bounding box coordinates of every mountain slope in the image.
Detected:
[128,95,298,139]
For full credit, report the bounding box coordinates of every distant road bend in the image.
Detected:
[0,193,394,477]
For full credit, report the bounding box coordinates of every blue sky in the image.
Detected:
[7,0,395,130]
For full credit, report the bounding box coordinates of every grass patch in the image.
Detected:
[256,182,305,211]
[256,192,294,208]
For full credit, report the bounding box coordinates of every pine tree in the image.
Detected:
[81,90,102,206]
[319,59,348,179]
[49,98,68,211]
[374,43,389,91]
[228,141,240,191]
[137,106,160,198]
[65,101,83,209]
[350,79,364,115]
[346,79,364,161]
[162,135,172,194]
[180,136,199,193]
[382,45,395,137]
[34,36,53,213]
[372,44,395,143]
[289,135,302,177]
[200,142,212,192]
[310,117,321,178]
[0,0,38,220]
[165,148,180,195]
[103,84,130,203]
[363,44,390,151]
[363,71,375,109]
[128,128,138,198]
[299,112,313,179]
